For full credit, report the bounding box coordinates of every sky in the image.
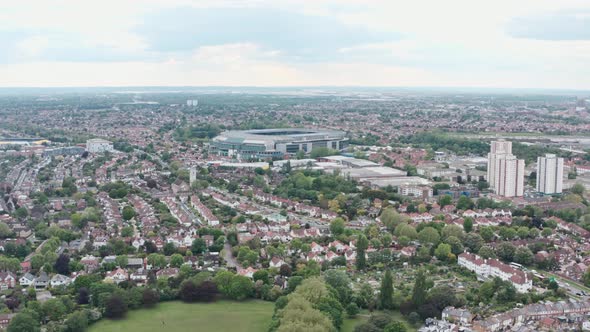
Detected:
[1,0,590,89]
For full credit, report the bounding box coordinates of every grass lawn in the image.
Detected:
[88,300,274,332]
[342,316,368,332]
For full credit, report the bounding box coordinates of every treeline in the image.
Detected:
[399,131,489,155]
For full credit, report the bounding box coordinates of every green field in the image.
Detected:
[89,300,274,332]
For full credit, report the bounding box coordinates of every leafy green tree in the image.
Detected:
[478,245,496,259]
[380,270,394,310]
[572,183,585,196]
[583,268,590,287]
[412,270,427,307]
[444,236,464,255]
[441,225,464,240]
[384,321,408,332]
[191,238,207,254]
[63,310,88,332]
[228,275,254,300]
[122,206,135,220]
[147,253,166,269]
[104,294,127,318]
[456,196,474,210]
[418,227,440,246]
[438,195,452,207]
[381,208,409,231]
[514,247,534,266]
[323,269,352,304]
[394,223,418,239]
[479,226,495,242]
[463,233,484,252]
[356,234,369,271]
[434,243,453,261]
[346,302,359,317]
[7,311,40,332]
[329,218,345,236]
[496,242,516,262]
[0,222,12,238]
[170,253,184,268]
[120,226,134,237]
[463,217,473,233]
[253,269,270,284]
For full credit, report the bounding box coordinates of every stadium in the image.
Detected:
[209,128,348,159]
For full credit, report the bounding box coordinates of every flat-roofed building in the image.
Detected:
[210,128,348,160]
[537,154,564,194]
[86,138,114,153]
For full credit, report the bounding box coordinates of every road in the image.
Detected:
[223,243,240,269]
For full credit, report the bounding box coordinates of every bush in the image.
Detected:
[369,313,393,329]
[346,302,359,317]
[142,288,160,307]
[104,294,127,319]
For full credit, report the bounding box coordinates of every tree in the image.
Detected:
[214,271,235,295]
[384,321,408,332]
[329,218,345,236]
[170,253,184,268]
[478,245,496,259]
[280,264,292,277]
[7,311,40,332]
[369,313,393,329]
[346,303,359,317]
[571,183,585,196]
[438,195,452,207]
[182,279,218,302]
[479,226,495,242]
[52,253,70,275]
[228,275,254,300]
[380,270,394,310]
[412,270,427,307]
[122,206,135,221]
[356,234,369,271]
[444,236,464,255]
[434,243,453,261]
[77,287,90,305]
[418,227,440,246]
[104,294,127,318]
[253,269,270,284]
[63,310,88,332]
[277,294,335,332]
[583,268,590,287]
[441,225,464,240]
[395,223,418,239]
[142,288,159,308]
[191,238,207,254]
[42,298,67,322]
[463,217,473,233]
[514,247,534,266]
[120,226,134,238]
[0,222,12,238]
[147,253,166,269]
[324,269,352,304]
[380,208,407,230]
[463,233,484,252]
[496,242,516,262]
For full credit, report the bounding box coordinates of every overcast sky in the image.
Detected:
[1,0,590,89]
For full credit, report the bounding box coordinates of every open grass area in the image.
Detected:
[88,300,274,332]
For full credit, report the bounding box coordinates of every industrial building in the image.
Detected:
[209,128,348,159]
[86,138,114,153]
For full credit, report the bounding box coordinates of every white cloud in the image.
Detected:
[0,0,590,88]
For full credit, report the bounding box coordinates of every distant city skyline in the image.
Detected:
[1,0,590,89]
